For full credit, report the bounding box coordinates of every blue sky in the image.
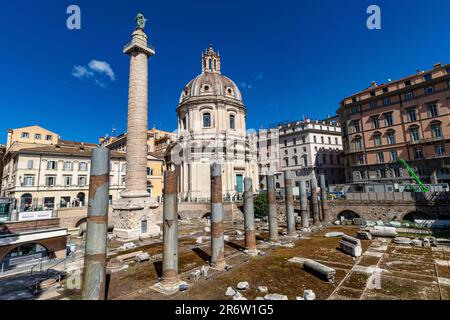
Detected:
[1,0,450,144]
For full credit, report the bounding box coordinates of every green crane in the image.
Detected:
[395,159,430,192]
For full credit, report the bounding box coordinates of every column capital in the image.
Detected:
[123,29,155,57]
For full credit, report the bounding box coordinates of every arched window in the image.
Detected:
[203,113,211,128]
[147,167,153,176]
[409,125,420,142]
[353,135,363,150]
[373,132,382,147]
[229,114,236,130]
[431,122,442,139]
[387,130,396,145]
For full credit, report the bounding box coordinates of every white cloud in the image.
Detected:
[88,60,116,81]
[72,65,93,79]
[240,82,253,90]
[72,59,116,88]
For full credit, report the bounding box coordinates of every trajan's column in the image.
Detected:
[113,13,160,239]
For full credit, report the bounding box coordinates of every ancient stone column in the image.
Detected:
[266,173,279,242]
[300,180,309,229]
[244,177,257,256]
[320,174,329,225]
[284,171,296,237]
[113,16,160,239]
[160,169,180,291]
[82,147,110,300]
[210,163,226,269]
[311,177,320,226]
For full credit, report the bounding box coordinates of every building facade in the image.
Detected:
[169,45,259,199]
[338,63,450,185]
[256,118,345,190]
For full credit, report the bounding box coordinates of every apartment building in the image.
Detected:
[338,62,450,185]
[256,117,345,190]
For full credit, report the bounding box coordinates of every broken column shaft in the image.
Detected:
[300,180,309,229]
[284,171,296,237]
[243,177,257,256]
[310,177,320,226]
[82,147,110,300]
[210,163,226,269]
[320,174,329,225]
[161,169,180,288]
[266,173,279,242]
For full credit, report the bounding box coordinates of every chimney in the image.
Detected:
[371,81,377,88]
[433,62,442,69]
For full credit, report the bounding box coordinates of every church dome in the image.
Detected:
[179,45,242,104]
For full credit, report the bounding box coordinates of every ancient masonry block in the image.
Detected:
[340,235,362,257]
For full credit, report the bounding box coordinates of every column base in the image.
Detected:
[150,280,187,295]
[244,248,259,257]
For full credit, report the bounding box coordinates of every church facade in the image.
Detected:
[169,45,259,199]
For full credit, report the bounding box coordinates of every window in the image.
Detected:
[335,138,339,145]
[229,115,236,130]
[21,132,30,139]
[121,176,126,186]
[424,74,432,81]
[293,148,297,154]
[369,101,377,110]
[387,131,396,145]
[47,161,57,170]
[293,138,297,145]
[60,197,71,208]
[23,175,35,187]
[322,156,327,165]
[382,87,388,93]
[63,176,72,186]
[63,161,73,171]
[26,160,34,169]
[385,113,394,126]
[407,108,417,122]
[46,135,53,141]
[284,140,288,147]
[353,121,361,133]
[372,116,380,129]
[436,145,445,157]
[410,127,420,142]
[351,106,358,114]
[425,86,434,95]
[79,162,88,171]
[383,97,391,106]
[121,164,127,172]
[377,152,385,163]
[404,80,411,86]
[352,97,357,103]
[405,91,414,100]
[35,134,41,140]
[353,137,363,150]
[328,137,331,144]
[414,148,423,160]
[45,176,56,186]
[330,155,334,164]
[428,104,439,118]
[374,134,382,147]
[203,113,211,128]
[78,176,87,187]
[284,158,289,167]
[321,137,324,144]
[432,124,442,139]
[356,155,364,165]
[44,197,55,209]
[313,136,317,143]
[447,67,450,74]
[294,158,298,166]
[390,150,398,161]
[370,91,376,97]
[147,167,153,176]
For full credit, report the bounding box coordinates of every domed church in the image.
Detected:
[170,44,259,199]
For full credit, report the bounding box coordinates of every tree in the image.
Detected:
[254,192,269,219]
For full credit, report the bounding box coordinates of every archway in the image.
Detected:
[337,210,361,221]
[2,243,49,270]
[20,194,33,212]
[403,211,437,222]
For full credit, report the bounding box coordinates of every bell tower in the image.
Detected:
[201,43,221,74]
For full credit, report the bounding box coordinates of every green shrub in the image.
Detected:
[254,192,268,219]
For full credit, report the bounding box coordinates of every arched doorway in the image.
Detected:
[20,194,33,212]
[403,211,437,222]
[337,210,361,221]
